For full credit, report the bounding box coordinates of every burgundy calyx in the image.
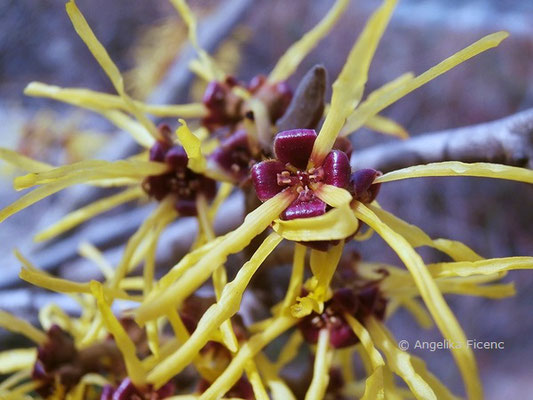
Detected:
[143,131,216,216]
[248,74,292,123]
[297,285,387,349]
[251,129,351,221]
[202,77,244,130]
[208,129,255,183]
[349,168,382,204]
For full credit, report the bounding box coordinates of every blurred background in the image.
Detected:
[1,0,532,398]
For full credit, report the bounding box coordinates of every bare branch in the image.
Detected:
[352,108,533,173]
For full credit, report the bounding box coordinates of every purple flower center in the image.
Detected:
[251,129,351,221]
[143,127,216,216]
[298,286,387,349]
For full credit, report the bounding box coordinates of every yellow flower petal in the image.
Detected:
[375,161,533,184]
[310,0,398,166]
[196,195,238,353]
[268,0,350,82]
[398,297,434,329]
[366,317,437,400]
[274,330,303,371]
[245,361,270,400]
[429,257,533,278]
[354,202,482,400]
[0,310,46,345]
[305,329,334,400]
[256,353,297,400]
[135,191,295,324]
[90,281,146,385]
[24,82,207,118]
[273,205,358,242]
[0,147,52,173]
[15,159,167,190]
[343,31,508,134]
[19,266,138,302]
[292,242,344,317]
[369,204,482,262]
[34,186,145,242]
[176,119,206,173]
[364,114,409,139]
[198,315,297,400]
[65,0,159,140]
[169,0,225,81]
[0,349,37,374]
[110,196,176,289]
[146,233,283,387]
[344,314,385,400]
[280,244,306,312]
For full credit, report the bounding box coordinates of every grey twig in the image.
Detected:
[352,108,533,173]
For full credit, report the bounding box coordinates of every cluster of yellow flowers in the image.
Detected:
[1,0,532,399]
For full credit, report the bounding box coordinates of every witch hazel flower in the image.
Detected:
[251,128,351,220]
[143,124,216,216]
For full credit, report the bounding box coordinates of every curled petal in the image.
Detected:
[281,195,326,220]
[251,160,286,201]
[322,150,351,188]
[332,136,353,159]
[274,129,317,169]
[272,205,359,242]
[350,169,381,203]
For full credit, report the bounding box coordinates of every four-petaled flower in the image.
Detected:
[142,125,216,216]
[202,75,292,130]
[251,129,351,220]
[298,285,387,348]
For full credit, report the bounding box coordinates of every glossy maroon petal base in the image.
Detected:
[274,129,317,169]
[251,160,286,201]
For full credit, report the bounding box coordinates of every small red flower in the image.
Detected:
[142,126,216,216]
[251,129,351,220]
